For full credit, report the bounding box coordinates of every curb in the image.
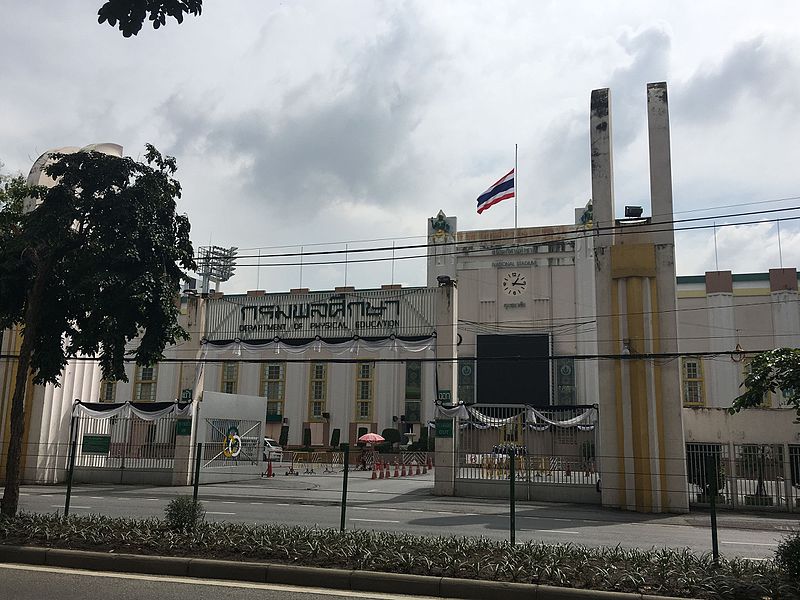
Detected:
[0,545,696,600]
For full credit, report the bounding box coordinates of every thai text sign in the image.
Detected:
[82,434,111,455]
[205,288,437,342]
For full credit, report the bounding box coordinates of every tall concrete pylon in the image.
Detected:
[591,83,688,513]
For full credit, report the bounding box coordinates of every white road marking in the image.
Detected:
[250,502,263,505]
[721,541,778,547]
[52,505,91,509]
[350,518,400,523]
[276,503,290,506]
[221,501,236,504]
[522,529,581,535]
[206,511,235,515]
[0,564,439,599]
[89,496,105,500]
[351,506,369,510]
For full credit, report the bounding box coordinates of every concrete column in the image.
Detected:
[705,275,739,407]
[433,284,458,496]
[769,269,800,353]
[647,82,675,246]
[172,432,192,485]
[592,83,688,513]
[590,88,615,238]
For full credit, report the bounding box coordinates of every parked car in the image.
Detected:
[263,437,283,462]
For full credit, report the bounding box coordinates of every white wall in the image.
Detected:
[683,407,800,445]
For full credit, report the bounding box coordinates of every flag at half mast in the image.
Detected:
[476,168,515,214]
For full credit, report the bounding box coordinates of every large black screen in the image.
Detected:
[476,334,551,404]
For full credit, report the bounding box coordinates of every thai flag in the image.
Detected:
[476,168,515,214]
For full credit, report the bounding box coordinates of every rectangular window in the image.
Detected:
[354,361,374,421]
[404,401,421,423]
[458,358,475,405]
[100,381,116,403]
[555,357,576,405]
[220,362,239,394]
[405,360,421,400]
[261,362,285,417]
[308,362,327,420]
[681,358,705,407]
[134,364,158,402]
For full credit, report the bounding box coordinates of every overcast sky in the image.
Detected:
[2,1,799,293]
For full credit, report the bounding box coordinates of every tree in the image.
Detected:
[0,145,194,517]
[0,167,29,251]
[0,164,28,216]
[730,348,800,421]
[98,0,202,37]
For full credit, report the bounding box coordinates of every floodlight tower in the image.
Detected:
[197,245,238,295]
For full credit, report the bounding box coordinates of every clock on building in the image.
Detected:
[501,271,528,296]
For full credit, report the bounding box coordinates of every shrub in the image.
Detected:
[164,495,205,532]
[776,530,800,580]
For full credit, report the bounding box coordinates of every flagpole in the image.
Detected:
[514,143,518,230]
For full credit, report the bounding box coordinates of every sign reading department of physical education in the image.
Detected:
[205,288,438,342]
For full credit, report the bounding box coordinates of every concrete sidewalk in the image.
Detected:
[14,470,799,534]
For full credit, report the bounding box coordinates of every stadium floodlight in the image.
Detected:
[197,245,238,294]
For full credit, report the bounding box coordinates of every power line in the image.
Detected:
[231,213,800,268]
[228,205,800,262]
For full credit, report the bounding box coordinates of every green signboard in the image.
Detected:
[82,434,111,455]
[435,419,453,438]
[175,419,192,436]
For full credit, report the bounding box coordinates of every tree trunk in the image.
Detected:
[0,332,33,517]
[1,256,50,518]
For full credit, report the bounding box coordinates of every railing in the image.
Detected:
[687,442,800,512]
[73,413,178,471]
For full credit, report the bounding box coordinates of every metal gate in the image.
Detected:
[73,411,179,483]
[454,404,599,503]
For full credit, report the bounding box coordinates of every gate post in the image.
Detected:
[433,283,458,496]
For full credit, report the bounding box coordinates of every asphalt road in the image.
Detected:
[0,563,445,600]
[9,470,794,560]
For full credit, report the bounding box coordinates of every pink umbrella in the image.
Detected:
[358,432,385,444]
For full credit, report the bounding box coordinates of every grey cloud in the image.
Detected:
[160,7,448,219]
[525,25,671,217]
[673,37,800,122]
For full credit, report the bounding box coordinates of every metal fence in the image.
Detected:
[73,412,179,472]
[686,442,800,512]
[455,405,599,501]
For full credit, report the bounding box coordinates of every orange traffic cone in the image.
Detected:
[393,461,399,477]
[384,464,390,479]
[427,455,433,469]
[401,463,407,477]
[422,463,427,475]
[416,461,421,476]
[565,462,572,478]
[371,464,377,479]
[378,463,384,479]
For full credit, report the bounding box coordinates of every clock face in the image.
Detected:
[501,271,528,296]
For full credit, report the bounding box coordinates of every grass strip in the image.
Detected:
[1,512,797,599]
